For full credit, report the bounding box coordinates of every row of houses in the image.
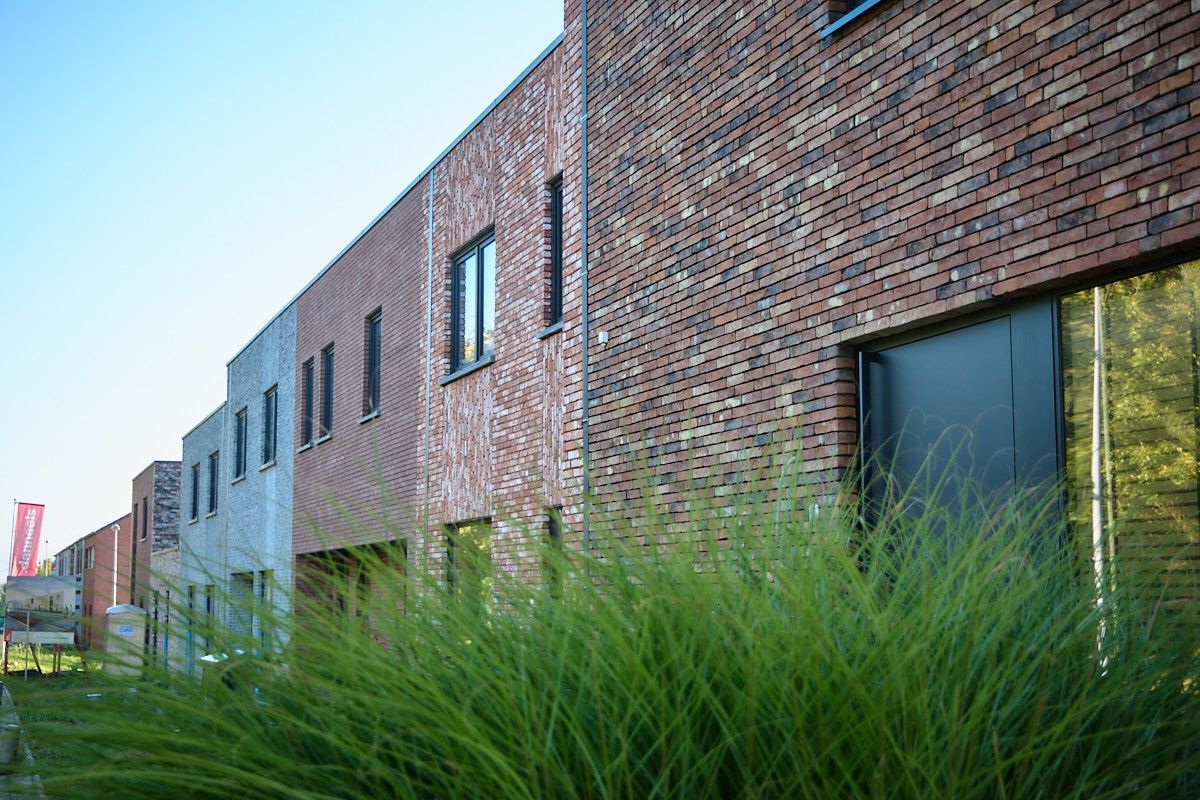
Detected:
[56,0,1200,662]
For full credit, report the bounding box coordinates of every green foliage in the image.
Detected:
[10,483,1200,799]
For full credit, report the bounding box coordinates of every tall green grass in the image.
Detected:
[13,477,1200,799]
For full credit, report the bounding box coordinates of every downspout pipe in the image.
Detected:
[423,170,436,533]
[580,0,591,550]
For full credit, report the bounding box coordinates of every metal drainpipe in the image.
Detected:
[580,0,591,550]
[422,170,436,532]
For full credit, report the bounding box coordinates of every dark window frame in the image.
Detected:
[190,463,199,521]
[262,385,278,465]
[234,407,248,479]
[450,231,496,373]
[208,451,219,515]
[549,178,564,325]
[364,309,382,416]
[301,359,315,445]
[141,497,148,541]
[321,344,335,437]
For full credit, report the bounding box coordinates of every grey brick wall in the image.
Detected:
[178,403,226,650]
[226,303,296,626]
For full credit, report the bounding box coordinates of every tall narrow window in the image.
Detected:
[545,506,563,598]
[321,344,334,436]
[141,497,148,540]
[549,178,563,325]
[234,407,247,479]
[190,464,199,521]
[446,519,492,612]
[301,359,315,445]
[451,234,496,371]
[263,386,278,465]
[132,503,139,541]
[208,451,219,514]
[364,309,382,415]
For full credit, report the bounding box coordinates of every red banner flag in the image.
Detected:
[9,502,44,577]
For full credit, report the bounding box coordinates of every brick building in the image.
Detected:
[144,0,1195,621]
[179,405,224,672]
[290,31,582,605]
[577,0,1199,600]
[55,514,133,649]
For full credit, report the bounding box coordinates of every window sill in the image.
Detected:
[188,517,198,525]
[358,410,381,425]
[820,0,887,38]
[231,475,246,485]
[315,433,333,446]
[205,511,218,519]
[536,320,563,340]
[259,460,276,473]
[439,354,495,386]
[297,442,313,454]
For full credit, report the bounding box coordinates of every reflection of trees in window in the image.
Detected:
[452,236,496,371]
[447,520,493,614]
[1062,261,1200,620]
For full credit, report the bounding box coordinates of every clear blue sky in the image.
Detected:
[0,0,563,564]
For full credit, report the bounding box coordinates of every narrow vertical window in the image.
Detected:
[190,464,199,521]
[132,502,139,541]
[301,359,315,445]
[234,408,247,478]
[450,234,496,372]
[321,344,335,436]
[549,178,563,325]
[208,451,219,514]
[364,309,382,416]
[263,386,278,465]
[141,497,148,540]
[545,506,563,598]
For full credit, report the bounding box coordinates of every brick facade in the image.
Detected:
[293,32,584,589]
[130,460,181,610]
[580,0,1200,520]
[78,514,132,649]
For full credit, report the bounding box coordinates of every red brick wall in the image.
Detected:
[581,0,1200,520]
[421,42,574,580]
[292,177,428,556]
[80,514,132,649]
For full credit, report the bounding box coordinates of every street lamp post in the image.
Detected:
[110,523,120,607]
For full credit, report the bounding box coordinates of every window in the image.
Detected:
[364,309,382,416]
[446,519,492,611]
[131,503,138,541]
[549,178,563,325]
[190,463,200,521]
[301,359,315,445]
[1061,260,1200,628]
[257,569,274,646]
[141,497,148,540]
[231,571,254,636]
[545,506,563,598]
[208,451,219,514]
[321,344,334,436]
[234,407,248,479]
[821,0,889,38]
[83,546,95,571]
[263,386,278,465]
[450,234,496,371]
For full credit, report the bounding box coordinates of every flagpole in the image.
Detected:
[7,499,16,578]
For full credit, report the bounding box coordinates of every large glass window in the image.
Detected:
[1061,261,1200,619]
[451,235,496,371]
